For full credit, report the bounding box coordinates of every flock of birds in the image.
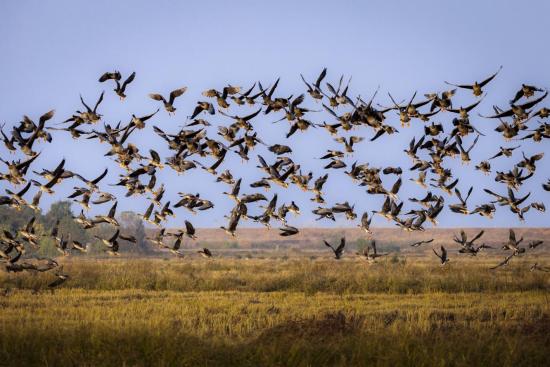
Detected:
[1,67,550,290]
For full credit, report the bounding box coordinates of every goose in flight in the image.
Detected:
[324,237,345,259]
[30,159,66,195]
[74,168,108,192]
[530,263,550,272]
[433,246,449,266]
[183,220,197,239]
[481,91,547,121]
[129,109,159,129]
[358,212,372,235]
[5,182,32,208]
[501,229,525,254]
[99,71,136,100]
[510,84,545,104]
[454,230,491,255]
[93,201,119,226]
[449,187,473,215]
[221,207,241,237]
[198,247,213,258]
[300,68,326,100]
[528,240,544,249]
[76,91,105,124]
[490,252,516,270]
[279,225,299,236]
[358,240,388,262]
[488,146,520,160]
[444,66,502,97]
[409,238,434,247]
[149,87,187,114]
[48,272,69,291]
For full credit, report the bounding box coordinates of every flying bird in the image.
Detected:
[149,87,188,114]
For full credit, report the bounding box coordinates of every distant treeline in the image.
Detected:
[0,201,152,257]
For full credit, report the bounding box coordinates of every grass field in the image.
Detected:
[1,257,549,366]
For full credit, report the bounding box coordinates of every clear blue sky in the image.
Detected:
[1,0,549,228]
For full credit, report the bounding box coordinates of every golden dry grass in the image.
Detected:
[1,257,549,366]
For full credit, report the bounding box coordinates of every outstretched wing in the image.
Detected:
[471,230,484,243]
[149,93,166,103]
[121,72,136,90]
[490,253,515,270]
[324,240,335,253]
[336,237,346,253]
[93,91,105,113]
[185,220,195,235]
[509,229,516,243]
[479,65,502,87]
[91,168,108,185]
[169,87,188,104]
[108,201,118,218]
[315,68,327,88]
